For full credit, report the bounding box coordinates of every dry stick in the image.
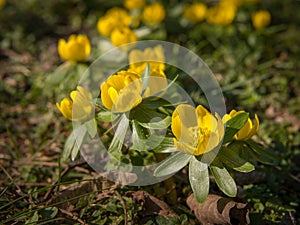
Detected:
[59,208,88,225]
[0,164,24,196]
[43,159,86,201]
[115,190,128,225]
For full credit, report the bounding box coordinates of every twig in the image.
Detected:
[59,208,88,225]
[115,190,127,225]
[0,164,24,196]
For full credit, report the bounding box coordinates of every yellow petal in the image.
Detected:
[171,111,182,140]
[113,88,142,112]
[195,131,218,155]
[196,105,217,131]
[58,39,68,60]
[215,113,225,141]
[174,139,196,155]
[108,86,119,104]
[235,118,252,140]
[172,104,198,145]
[101,82,113,110]
[245,114,260,139]
[107,74,127,91]
[56,98,73,121]
[174,104,198,128]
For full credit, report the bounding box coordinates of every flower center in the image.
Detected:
[189,127,210,148]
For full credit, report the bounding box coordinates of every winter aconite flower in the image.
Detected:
[129,45,165,74]
[97,7,132,37]
[58,34,91,62]
[124,0,146,10]
[101,69,167,113]
[222,110,259,140]
[183,3,207,24]
[101,71,142,113]
[56,86,93,121]
[206,3,237,26]
[110,27,137,47]
[252,10,271,30]
[171,104,224,156]
[142,2,165,25]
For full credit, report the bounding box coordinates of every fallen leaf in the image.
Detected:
[128,190,178,218]
[187,194,250,225]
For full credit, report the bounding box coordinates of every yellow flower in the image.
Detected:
[183,3,207,23]
[171,104,224,156]
[58,34,91,62]
[124,0,146,10]
[101,70,142,112]
[0,0,5,9]
[222,109,259,141]
[97,7,133,37]
[110,27,137,47]
[129,45,165,74]
[206,3,237,26]
[252,10,271,30]
[56,86,93,121]
[101,69,168,112]
[141,69,168,98]
[142,2,165,25]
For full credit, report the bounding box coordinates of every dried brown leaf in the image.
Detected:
[129,190,178,218]
[187,194,250,225]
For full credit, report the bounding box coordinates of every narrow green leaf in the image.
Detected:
[223,112,249,143]
[220,145,255,172]
[108,114,129,159]
[85,118,97,138]
[131,104,166,123]
[189,157,209,203]
[97,111,117,122]
[25,211,39,224]
[138,116,171,129]
[131,120,147,151]
[71,124,87,161]
[246,140,279,165]
[62,130,76,161]
[154,152,192,177]
[153,137,176,153]
[210,164,237,197]
[141,63,150,96]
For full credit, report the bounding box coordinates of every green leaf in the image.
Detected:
[246,140,279,165]
[40,207,58,219]
[71,124,87,161]
[153,137,176,153]
[220,145,255,172]
[131,104,167,123]
[85,118,97,138]
[108,114,129,159]
[189,157,209,203]
[131,120,147,151]
[25,211,39,224]
[97,111,117,122]
[138,116,171,129]
[141,63,150,96]
[154,152,192,177]
[223,112,249,143]
[210,163,237,197]
[62,130,76,161]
